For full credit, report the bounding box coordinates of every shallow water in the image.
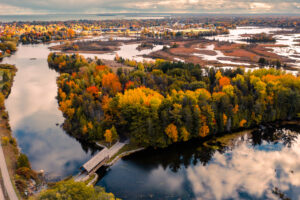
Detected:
[206,26,300,70]
[77,43,163,62]
[194,44,251,66]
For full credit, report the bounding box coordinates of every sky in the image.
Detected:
[0,0,300,15]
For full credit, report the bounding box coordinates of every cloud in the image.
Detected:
[186,138,300,200]
[0,0,300,14]
[0,3,35,15]
[148,166,184,192]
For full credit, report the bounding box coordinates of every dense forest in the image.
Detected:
[48,52,300,148]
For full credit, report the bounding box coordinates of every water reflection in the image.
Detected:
[2,44,99,180]
[97,124,300,200]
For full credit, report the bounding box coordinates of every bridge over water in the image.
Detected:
[80,141,127,175]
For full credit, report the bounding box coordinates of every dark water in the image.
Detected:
[2,44,99,180]
[97,124,300,200]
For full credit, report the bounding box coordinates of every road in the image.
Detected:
[0,183,5,200]
[0,141,18,200]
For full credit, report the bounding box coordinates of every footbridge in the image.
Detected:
[81,141,126,174]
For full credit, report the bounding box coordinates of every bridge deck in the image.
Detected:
[82,141,126,173]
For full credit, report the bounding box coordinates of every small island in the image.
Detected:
[242,33,276,43]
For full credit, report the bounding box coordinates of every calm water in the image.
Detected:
[1,43,99,180]
[97,125,300,200]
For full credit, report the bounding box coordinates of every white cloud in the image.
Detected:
[186,138,300,200]
[0,3,35,14]
[0,0,300,14]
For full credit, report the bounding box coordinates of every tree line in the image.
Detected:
[48,53,300,148]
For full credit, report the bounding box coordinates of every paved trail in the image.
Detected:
[0,183,5,200]
[0,140,18,200]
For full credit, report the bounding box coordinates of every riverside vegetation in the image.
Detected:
[48,52,300,148]
[0,64,42,199]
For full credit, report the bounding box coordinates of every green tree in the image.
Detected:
[111,126,119,142]
[37,179,119,200]
[17,153,31,169]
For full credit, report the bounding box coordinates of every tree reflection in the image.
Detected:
[122,124,300,174]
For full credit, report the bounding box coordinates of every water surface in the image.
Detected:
[2,44,98,180]
[97,125,300,200]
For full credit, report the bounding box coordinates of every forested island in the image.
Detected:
[242,33,276,43]
[48,52,300,148]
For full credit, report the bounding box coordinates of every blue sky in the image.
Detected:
[0,0,300,15]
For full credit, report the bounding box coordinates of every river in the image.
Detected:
[1,27,300,199]
[2,43,99,180]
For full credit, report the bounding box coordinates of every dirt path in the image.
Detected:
[0,140,18,200]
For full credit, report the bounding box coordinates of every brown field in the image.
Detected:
[146,39,297,68]
[51,37,298,69]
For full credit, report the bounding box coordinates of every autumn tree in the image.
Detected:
[180,127,190,142]
[111,126,119,142]
[165,123,178,142]
[104,129,112,145]
[38,179,119,200]
[102,73,122,95]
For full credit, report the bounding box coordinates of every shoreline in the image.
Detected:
[86,119,300,185]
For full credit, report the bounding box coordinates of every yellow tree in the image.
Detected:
[180,127,190,142]
[199,124,209,137]
[215,70,222,80]
[104,129,112,146]
[239,119,247,127]
[165,123,178,142]
[223,114,228,126]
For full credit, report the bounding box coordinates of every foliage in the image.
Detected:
[51,55,300,148]
[165,123,178,142]
[37,179,119,200]
[17,153,31,169]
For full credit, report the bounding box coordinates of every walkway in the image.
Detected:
[0,183,5,200]
[82,141,127,174]
[0,141,18,200]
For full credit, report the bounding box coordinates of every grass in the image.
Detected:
[108,142,142,163]
[84,174,96,185]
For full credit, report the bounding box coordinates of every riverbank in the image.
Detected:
[0,64,19,199]
[0,113,20,200]
[0,64,44,199]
